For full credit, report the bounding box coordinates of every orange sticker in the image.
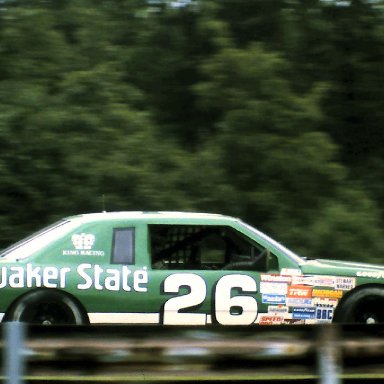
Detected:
[312,289,343,299]
[287,285,312,299]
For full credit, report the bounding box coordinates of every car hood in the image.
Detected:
[300,258,384,279]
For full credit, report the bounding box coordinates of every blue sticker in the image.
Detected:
[292,307,316,319]
[262,294,286,304]
[316,307,333,320]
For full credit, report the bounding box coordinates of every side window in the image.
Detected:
[111,228,135,265]
[149,225,269,272]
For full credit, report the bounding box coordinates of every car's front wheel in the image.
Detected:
[333,287,384,324]
[4,290,88,325]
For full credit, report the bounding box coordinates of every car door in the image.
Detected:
[148,224,276,325]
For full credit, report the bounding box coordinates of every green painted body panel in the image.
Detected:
[0,212,383,325]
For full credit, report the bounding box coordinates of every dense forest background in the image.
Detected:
[0,0,383,263]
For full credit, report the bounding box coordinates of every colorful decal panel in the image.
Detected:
[255,272,356,325]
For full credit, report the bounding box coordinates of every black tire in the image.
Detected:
[4,290,88,325]
[334,287,384,324]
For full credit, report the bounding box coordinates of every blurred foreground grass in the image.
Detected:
[16,372,384,382]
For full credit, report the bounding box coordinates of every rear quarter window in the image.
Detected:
[111,228,135,265]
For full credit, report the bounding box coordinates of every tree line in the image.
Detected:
[0,0,383,263]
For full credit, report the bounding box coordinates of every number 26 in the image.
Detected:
[162,273,258,325]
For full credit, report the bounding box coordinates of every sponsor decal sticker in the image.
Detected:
[312,289,343,299]
[286,297,313,307]
[292,307,316,320]
[287,285,312,299]
[313,276,337,287]
[281,268,302,276]
[0,263,70,289]
[335,277,356,290]
[292,275,335,288]
[262,294,286,304]
[260,282,288,295]
[72,233,95,250]
[63,233,105,256]
[0,263,149,292]
[268,305,289,314]
[77,264,148,292]
[283,318,305,325]
[261,274,292,284]
[312,297,338,307]
[356,270,384,279]
[315,307,334,321]
[258,315,284,325]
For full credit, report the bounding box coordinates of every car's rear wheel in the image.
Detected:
[4,290,88,325]
[334,287,384,324]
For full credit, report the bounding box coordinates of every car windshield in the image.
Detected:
[241,222,305,265]
[0,219,81,262]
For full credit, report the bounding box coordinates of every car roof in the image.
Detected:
[67,211,239,225]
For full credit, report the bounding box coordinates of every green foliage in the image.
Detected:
[0,0,383,264]
[305,187,384,263]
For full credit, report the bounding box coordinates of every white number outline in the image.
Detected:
[162,273,258,325]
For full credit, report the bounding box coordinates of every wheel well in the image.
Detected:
[333,283,384,322]
[4,288,89,324]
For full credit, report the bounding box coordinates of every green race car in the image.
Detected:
[0,211,383,325]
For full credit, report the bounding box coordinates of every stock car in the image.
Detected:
[0,211,383,325]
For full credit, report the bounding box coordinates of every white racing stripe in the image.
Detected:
[88,312,160,324]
